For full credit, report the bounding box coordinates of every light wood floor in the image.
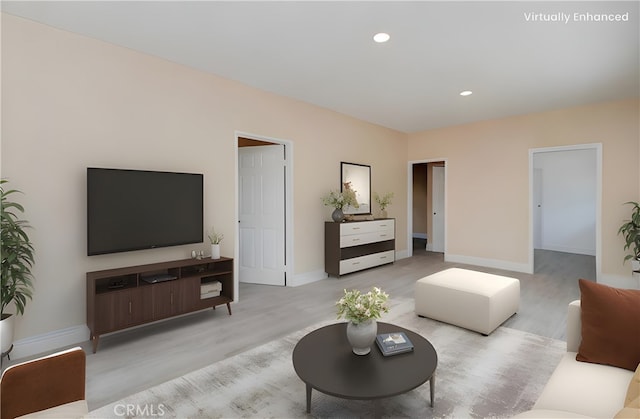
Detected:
[4,249,596,410]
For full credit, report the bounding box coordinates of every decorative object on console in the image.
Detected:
[208,227,224,259]
[336,287,389,355]
[322,190,358,223]
[374,192,394,219]
[0,179,35,356]
[340,162,371,215]
[618,201,640,272]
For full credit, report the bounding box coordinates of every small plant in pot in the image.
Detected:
[618,201,640,272]
[1,179,35,354]
[208,227,224,260]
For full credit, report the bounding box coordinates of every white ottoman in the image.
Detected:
[414,268,520,335]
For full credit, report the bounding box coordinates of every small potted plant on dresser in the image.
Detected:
[374,192,394,219]
[1,179,35,356]
[208,227,224,259]
[618,201,640,273]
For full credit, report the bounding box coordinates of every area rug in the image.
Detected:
[88,300,565,418]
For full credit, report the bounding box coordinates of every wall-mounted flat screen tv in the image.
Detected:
[87,168,203,256]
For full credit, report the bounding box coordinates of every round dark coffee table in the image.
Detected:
[292,322,437,414]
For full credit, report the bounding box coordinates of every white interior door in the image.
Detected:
[431,166,445,253]
[238,145,285,286]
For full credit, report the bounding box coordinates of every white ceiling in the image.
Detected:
[3,1,639,133]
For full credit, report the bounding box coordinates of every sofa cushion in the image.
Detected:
[576,279,640,371]
[534,352,633,418]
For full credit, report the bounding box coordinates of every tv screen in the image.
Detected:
[87,168,203,256]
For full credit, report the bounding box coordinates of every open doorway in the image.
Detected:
[530,144,601,278]
[409,160,446,257]
[236,134,293,286]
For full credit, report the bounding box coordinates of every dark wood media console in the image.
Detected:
[87,257,233,353]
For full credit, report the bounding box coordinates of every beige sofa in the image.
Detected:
[514,300,638,418]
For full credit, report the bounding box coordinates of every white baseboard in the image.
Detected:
[288,269,327,287]
[395,249,409,260]
[11,324,89,360]
[539,244,596,257]
[598,273,640,290]
[445,254,532,274]
[413,233,427,240]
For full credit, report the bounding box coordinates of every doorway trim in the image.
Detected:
[528,143,602,278]
[235,131,294,290]
[407,158,448,258]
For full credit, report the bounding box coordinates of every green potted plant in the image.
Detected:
[1,179,35,354]
[618,201,640,272]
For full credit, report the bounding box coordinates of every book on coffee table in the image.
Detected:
[376,332,414,356]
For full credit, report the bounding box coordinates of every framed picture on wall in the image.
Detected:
[341,162,371,215]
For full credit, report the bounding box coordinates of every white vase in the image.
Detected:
[211,244,221,259]
[346,319,377,355]
[1,313,15,354]
[632,259,640,272]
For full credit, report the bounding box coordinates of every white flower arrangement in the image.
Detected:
[336,287,389,325]
[207,227,224,244]
[374,192,394,211]
[322,190,359,210]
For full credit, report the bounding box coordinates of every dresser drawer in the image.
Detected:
[340,230,394,248]
[340,220,394,236]
[339,250,395,275]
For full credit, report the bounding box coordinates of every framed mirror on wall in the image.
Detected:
[341,162,371,215]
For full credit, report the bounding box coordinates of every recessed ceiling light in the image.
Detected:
[460,90,473,96]
[373,33,390,43]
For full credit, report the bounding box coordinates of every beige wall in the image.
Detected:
[1,14,407,351]
[408,98,640,282]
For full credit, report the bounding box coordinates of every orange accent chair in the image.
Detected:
[0,347,88,419]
